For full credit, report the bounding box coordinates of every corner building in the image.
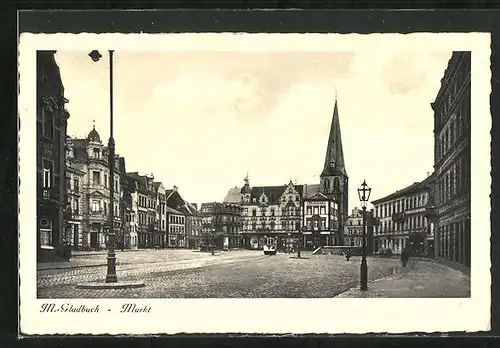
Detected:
[431,52,471,267]
[66,127,123,250]
[36,51,70,256]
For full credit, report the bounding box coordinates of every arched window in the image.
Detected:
[333,177,340,191]
[324,178,330,191]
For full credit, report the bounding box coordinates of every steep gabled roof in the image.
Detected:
[165,206,183,215]
[226,183,321,203]
[249,185,304,205]
[302,184,320,198]
[305,192,330,201]
[224,187,241,203]
[166,190,186,210]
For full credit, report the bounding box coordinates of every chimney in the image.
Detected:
[173,185,178,192]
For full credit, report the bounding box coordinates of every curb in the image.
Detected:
[76,281,146,290]
[72,249,144,257]
[334,266,403,297]
[37,254,230,272]
[38,263,109,271]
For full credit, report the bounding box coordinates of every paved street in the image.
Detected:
[337,258,470,298]
[38,249,401,298]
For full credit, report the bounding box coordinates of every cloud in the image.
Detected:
[149,72,263,128]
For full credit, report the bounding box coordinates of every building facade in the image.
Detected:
[223,96,347,249]
[66,127,123,250]
[63,136,85,249]
[122,173,138,249]
[154,182,168,248]
[179,202,203,249]
[302,192,340,249]
[166,206,185,247]
[37,51,70,257]
[431,51,471,267]
[371,175,435,256]
[127,172,156,249]
[117,157,130,249]
[233,179,302,250]
[200,202,242,249]
[344,207,375,253]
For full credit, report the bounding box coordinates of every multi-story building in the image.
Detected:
[223,96,348,249]
[117,156,129,249]
[371,174,435,256]
[63,136,85,249]
[127,172,156,248]
[200,202,242,249]
[122,172,138,249]
[153,181,167,248]
[302,191,340,249]
[165,186,201,248]
[37,51,70,259]
[166,206,185,248]
[344,207,375,252]
[430,51,471,267]
[179,202,202,249]
[67,126,122,250]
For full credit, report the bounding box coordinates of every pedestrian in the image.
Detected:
[401,248,409,268]
[345,249,350,261]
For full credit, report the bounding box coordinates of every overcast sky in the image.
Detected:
[55,49,452,211]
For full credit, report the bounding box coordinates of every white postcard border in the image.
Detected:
[19,32,491,335]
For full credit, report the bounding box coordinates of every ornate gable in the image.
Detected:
[280,180,300,208]
[258,191,269,206]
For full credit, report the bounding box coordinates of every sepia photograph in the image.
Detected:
[19,32,491,334]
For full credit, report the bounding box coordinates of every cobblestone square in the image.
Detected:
[38,249,407,298]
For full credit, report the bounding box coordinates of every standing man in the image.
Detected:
[401,248,410,268]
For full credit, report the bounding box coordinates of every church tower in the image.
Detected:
[319,95,349,244]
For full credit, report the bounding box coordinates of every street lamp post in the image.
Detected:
[357,179,372,291]
[89,50,117,283]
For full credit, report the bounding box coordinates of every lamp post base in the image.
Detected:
[360,256,368,291]
[106,251,117,283]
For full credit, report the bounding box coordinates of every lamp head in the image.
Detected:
[357,179,372,209]
[89,50,103,62]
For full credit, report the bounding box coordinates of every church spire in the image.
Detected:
[321,95,347,176]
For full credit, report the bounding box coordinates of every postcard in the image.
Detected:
[19,32,491,335]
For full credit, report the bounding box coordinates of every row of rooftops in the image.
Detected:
[224,181,324,206]
[225,172,435,209]
[371,173,435,206]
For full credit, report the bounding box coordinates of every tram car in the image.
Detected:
[263,236,278,255]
